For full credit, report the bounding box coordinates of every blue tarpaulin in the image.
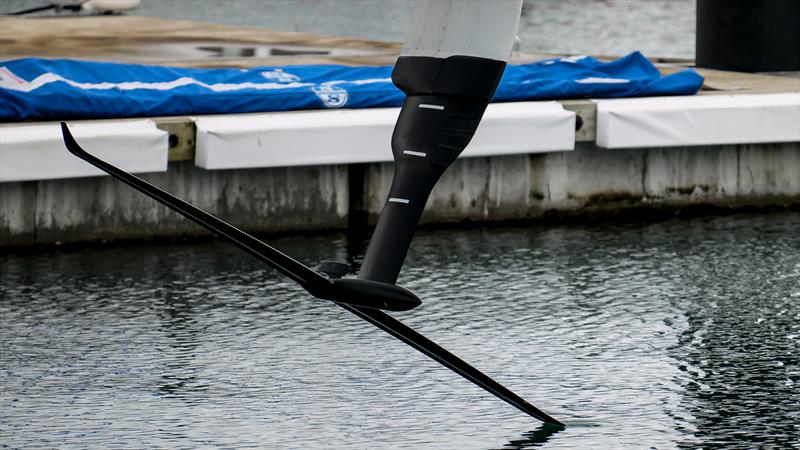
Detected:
[0,51,703,121]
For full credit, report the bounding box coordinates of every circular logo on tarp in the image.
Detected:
[312,85,348,108]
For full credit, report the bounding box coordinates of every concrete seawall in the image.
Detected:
[2,141,797,247]
[405,142,800,223]
[1,163,349,246]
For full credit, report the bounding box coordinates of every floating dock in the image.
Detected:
[1,16,798,246]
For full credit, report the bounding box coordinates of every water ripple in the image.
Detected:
[1,212,799,449]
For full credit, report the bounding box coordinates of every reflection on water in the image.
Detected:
[1,212,799,449]
[194,43,382,58]
[0,0,696,59]
[498,423,564,449]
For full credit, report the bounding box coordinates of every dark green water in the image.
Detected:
[1,212,799,449]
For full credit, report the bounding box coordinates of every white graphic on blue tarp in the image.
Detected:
[0,67,314,93]
[0,69,389,109]
[542,55,591,66]
[260,69,301,83]
[575,77,630,84]
[312,84,348,108]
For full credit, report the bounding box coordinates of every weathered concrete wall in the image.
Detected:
[1,142,798,246]
[0,162,349,246]
[364,142,800,223]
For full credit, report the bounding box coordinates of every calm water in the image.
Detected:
[0,0,696,59]
[2,212,799,449]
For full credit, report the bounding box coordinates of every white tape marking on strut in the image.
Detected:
[388,197,410,204]
[418,104,445,110]
[403,150,427,157]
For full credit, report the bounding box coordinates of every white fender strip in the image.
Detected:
[194,101,576,170]
[595,93,800,148]
[0,120,168,182]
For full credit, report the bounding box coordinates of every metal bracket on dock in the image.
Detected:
[155,117,196,162]
[559,100,597,142]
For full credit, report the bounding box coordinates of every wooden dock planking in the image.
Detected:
[0,15,399,65]
[659,65,800,95]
